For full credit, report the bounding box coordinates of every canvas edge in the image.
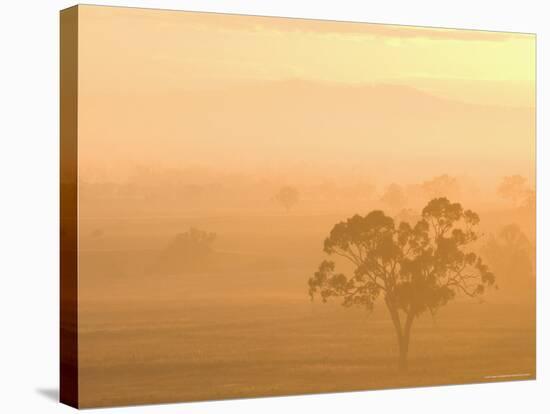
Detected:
[60,4,79,409]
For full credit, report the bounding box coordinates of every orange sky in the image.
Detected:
[79,6,534,104]
[77,5,536,185]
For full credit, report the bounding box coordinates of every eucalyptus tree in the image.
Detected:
[308,198,495,371]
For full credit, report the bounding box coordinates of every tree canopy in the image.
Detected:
[482,224,534,296]
[308,197,495,369]
[274,186,300,212]
[155,228,217,274]
[379,183,407,210]
[497,175,533,207]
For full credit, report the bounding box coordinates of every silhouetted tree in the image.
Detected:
[275,186,300,213]
[380,183,406,210]
[156,228,216,274]
[308,198,495,371]
[497,175,532,207]
[90,228,104,239]
[395,208,418,225]
[521,189,536,211]
[482,224,534,297]
[421,174,460,200]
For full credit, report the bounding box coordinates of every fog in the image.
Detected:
[72,5,535,407]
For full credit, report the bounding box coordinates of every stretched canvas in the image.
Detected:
[60,5,536,409]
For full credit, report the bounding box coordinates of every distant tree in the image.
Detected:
[308,198,495,371]
[90,229,104,239]
[275,186,300,213]
[521,189,536,211]
[380,183,407,210]
[497,175,532,207]
[481,224,534,296]
[156,228,216,274]
[421,174,460,200]
[395,208,418,224]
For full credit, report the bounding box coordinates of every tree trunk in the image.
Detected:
[385,297,414,372]
[398,313,414,372]
[398,334,409,372]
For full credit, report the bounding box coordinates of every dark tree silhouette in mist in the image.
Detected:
[275,186,300,213]
[155,228,216,274]
[482,224,534,296]
[308,198,495,371]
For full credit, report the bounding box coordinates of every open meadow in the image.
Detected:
[77,212,535,407]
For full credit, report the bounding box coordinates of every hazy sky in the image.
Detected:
[78,6,535,185]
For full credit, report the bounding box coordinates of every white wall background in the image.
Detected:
[0,0,547,412]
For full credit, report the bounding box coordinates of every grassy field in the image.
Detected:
[78,298,535,407]
[77,212,535,407]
